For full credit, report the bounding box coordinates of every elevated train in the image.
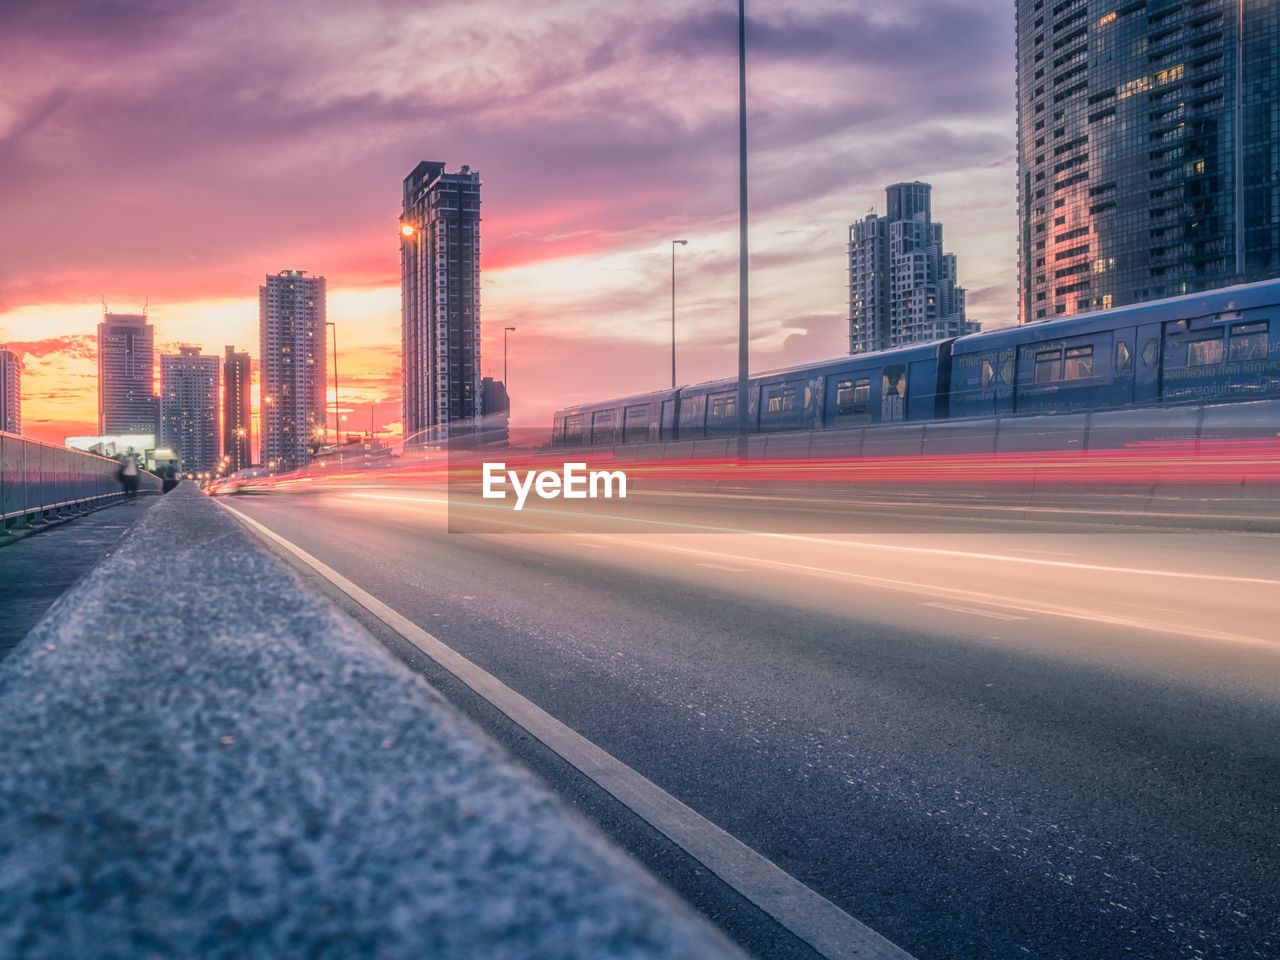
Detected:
[551,279,1280,446]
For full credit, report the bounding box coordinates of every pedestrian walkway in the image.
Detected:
[0,496,157,662]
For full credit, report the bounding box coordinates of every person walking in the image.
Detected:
[118,454,140,499]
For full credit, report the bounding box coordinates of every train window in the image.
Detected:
[981,359,994,387]
[1141,338,1160,366]
[835,379,870,407]
[1116,341,1130,372]
[1187,334,1224,367]
[709,394,736,419]
[564,415,584,444]
[1228,322,1268,361]
[1034,348,1062,383]
[765,386,796,413]
[1000,358,1015,384]
[1063,345,1093,380]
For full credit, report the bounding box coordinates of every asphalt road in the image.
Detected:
[223,483,1280,960]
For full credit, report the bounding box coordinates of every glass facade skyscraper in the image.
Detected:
[400,161,482,445]
[1017,0,1279,324]
[98,312,159,435]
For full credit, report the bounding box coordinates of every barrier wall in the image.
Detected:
[0,431,160,526]
[577,398,1280,464]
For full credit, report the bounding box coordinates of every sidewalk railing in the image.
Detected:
[1,431,160,528]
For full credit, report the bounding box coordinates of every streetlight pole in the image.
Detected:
[736,0,750,461]
[671,239,687,389]
[504,326,516,386]
[326,321,339,446]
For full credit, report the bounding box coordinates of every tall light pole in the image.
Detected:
[736,0,750,460]
[671,239,687,389]
[504,326,516,386]
[258,395,272,470]
[326,321,339,445]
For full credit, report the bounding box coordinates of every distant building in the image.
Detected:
[259,270,326,473]
[65,434,156,468]
[314,435,393,471]
[98,312,159,435]
[0,348,19,434]
[400,161,482,444]
[160,346,220,475]
[223,345,252,472]
[848,182,976,354]
[482,376,509,445]
[1016,0,1280,323]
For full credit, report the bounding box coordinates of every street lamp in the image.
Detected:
[503,326,516,387]
[326,321,339,445]
[257,395,272,470]
[736,0,750,460]
[671,239,688,389]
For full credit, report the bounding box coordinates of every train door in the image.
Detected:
[661,399,677,441]
[881,365,907,422]
[623,405,649,443]
[908,358,938,421]
[1111,326,1137,406]
[1134,321,1162,404]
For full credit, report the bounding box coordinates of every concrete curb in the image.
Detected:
[0,483,746,959]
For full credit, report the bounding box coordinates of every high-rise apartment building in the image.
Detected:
[400,161,482,443]
[98,312,159,435]
[223,346,251,473]
[259,270,326,472]
[848,181,975,353]
[1016,0,1279,323]
[0,348,20,434]
[160,346,220,475]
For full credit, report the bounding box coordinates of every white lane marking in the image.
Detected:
[696,562,749,572]
[921,602,1030,622]
[577,536,1269,647]
[219,501,916,960]
[347,492,1280,586]
[575,542,606,549]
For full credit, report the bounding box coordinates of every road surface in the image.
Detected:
[221,482,1280,960]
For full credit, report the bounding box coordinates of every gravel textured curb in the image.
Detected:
[0,483,745,959]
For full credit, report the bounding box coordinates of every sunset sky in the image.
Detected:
[0,0,1018,446]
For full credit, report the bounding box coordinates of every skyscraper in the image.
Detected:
[848,181,975,354]
[223,345,251,473]
[98,312,158,435]
[0,348,20,434]
[160,346,220,475]
[1016,0,1279,324]
[400,161,482,443]
[259,270,326,472]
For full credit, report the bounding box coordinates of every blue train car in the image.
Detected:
[552,278,1280,448]
[661,341,950,441]
[552,387,680,446]
[950,280,1280,418]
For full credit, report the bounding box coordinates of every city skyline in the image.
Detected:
[0,0,1020,446]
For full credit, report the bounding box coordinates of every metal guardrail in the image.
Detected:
[1,430,160,528]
